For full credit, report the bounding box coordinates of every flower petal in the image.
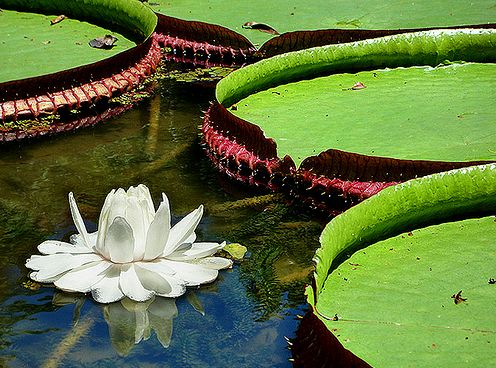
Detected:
[166,242,224,261]
[193,257,233,270]
[96,189,116,258]
[26,253,102,281]
[160,260,218,286]
[119,264,155,302]
[163,205,203,256]
[68,192,90,247]
[136,184,155,217]
[55,260,112,293]
[136,259,175,276]
[144,194,171,260]
[124,196,148,260]
[70,231,97,249]
[105,217,135,264]
[91,265,125,303]
[38,240,93,255]
[135,264,186,298]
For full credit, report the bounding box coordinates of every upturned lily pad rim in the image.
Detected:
[0,0,157,42]
[216,28,496,107]
[306,163,496,303]
[0,0,157,87]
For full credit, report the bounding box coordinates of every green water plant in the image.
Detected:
[306,164,496,366]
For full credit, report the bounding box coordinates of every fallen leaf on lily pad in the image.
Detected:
[222,243,247,261]
[242,22,279,35]
[352,81,367,90]
[89,35,118,49]
[50,15,66,25]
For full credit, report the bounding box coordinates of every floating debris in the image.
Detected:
[89,34,118,49]
[50,15,67,25]
[451,290,467,304]
[242,22,280,35]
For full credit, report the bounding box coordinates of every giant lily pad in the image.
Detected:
[0,0,157,83]
[306,163,496,366]
[203,29,496,213]
[0,9,135,83]
[0,0,160,130]
[150,0,496,47]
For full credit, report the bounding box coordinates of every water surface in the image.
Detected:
[0,76,321,367]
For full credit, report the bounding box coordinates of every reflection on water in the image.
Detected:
[0,76,322,367]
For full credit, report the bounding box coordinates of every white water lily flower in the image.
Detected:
[26,185,232,303]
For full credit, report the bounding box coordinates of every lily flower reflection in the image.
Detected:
[26,185,232,303]
[104,297,179,356]
[54,292,204,356]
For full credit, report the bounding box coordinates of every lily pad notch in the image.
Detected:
[202,28,496,214]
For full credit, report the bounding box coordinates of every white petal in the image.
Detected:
[55,260,112,293]
[68,192,90,247]
[119,264,155,302]
[26,253,102,281]
[161,260,218,286]
[105,217,135,264]
[193,257,233,270]
[70,231,97,249]
[38,240,93,255]
[135,264,186,297]
[91,265,125,303]
[29,271,61,284]
[124,196,147,259]
[136,259,175,275]
[144,194,171,260]
[163,205,203,256]
[166,242,223,261]
[96,189,116,257]
[137,184,155,215]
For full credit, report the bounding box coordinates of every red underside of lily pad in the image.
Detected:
[202,102,492,215]
[291,311,371,368]
[0,34,163,124]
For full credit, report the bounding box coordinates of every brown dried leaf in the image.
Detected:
[242,22,280,35]
[50,15,66,25]
[88,35,118,49]
[351,81,367,90]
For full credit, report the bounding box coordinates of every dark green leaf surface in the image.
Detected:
[316,216,496,367]
[149,0,496,46]
[233,63,496,166]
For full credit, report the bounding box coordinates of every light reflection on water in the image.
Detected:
[0,78,321,367]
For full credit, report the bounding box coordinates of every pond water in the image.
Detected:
[0,72,323,367]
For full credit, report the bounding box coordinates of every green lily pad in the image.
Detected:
[232,62,496,167]
[0,0,157,83]
[0,10,135,83]
[318,216,495,366]
[215,29,496,168]
[149,0,496,46]
[307,164,496,366]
